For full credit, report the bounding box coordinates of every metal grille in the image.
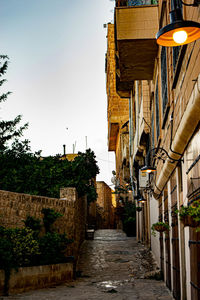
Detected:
[161,47,168,115]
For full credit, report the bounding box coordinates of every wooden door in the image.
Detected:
[159,198,164,274]
[189,229,200,299]
[171,177,181,300]
[164,191,171,290]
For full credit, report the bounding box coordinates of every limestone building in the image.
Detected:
[96,181,114,229]
[106,0,200,299]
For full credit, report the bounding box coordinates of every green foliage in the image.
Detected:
[0,56,28,152]
[0,228,14,295]
[176,201,200,231]
[7,228,40,267]
[0,58,99,199]
[122,201,136,236]
[37,232,71,265]
[175,205,192,217]
[23,216,41,238]
[151,222,170,237]
[0,226,40,294]
[0,226,14,270]
[0,208,72,294]
[0,226,40,268]
[176,201,200,220]
[86,183,98,205]
[41,208,63,233]
[0,147,99,201]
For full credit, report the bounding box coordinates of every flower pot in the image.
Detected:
[154,224,169,232]
[180,215,199,227]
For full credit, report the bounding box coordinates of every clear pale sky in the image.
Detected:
[0,0,115,185]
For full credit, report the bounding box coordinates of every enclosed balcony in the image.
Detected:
[115,1,158,82]
[108,122,119,151]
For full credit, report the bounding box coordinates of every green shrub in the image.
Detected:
[37,232,72,265]
[6,227,40,267]
[0,226,40,295]
[23,215,41,238]
[41,208,63,233]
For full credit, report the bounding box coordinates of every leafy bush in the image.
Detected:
[23,215,41,238]
[37,232,71,265]
[41,208,63,233]
[0,226,40,295]
[3,227,40,267]
[0,148,99,201]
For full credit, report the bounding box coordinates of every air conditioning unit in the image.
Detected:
[139,170,148,189]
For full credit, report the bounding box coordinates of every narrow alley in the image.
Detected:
[2,230,173,300]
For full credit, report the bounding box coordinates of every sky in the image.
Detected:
[0,0,115,186]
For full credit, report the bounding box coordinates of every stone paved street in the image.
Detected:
[1,230,174,300]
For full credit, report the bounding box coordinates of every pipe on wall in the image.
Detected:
[154,74,200,195]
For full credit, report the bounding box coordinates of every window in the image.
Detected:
[171,0,181,74]
[155,79,160,140]
[151,109,154,150]
[161,47,168,115]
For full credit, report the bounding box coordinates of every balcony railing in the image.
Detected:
[115,0,157,7]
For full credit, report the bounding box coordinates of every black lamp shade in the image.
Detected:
[156,9,200,47]
[141,165,156,173]
[138,197,147,203]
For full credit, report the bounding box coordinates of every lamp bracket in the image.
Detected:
[150,147,184,164]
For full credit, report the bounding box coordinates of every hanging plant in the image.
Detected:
[176,201,200,230]
[151,222,170,236]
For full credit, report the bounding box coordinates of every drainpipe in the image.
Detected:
[154,75,200,195]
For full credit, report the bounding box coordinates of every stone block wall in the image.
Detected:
[0,187,87,259]
[0,263,73,296]
[60,188,87,258]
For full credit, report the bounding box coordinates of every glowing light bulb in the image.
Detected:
[173,30,188,44]
[146,169,152,173]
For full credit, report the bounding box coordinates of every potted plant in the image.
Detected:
[136,207,142,212]
[151,222,170,236]
[176,201,200,229]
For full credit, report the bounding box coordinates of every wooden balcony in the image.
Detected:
[115,5,158,82]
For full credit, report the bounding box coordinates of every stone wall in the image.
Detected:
[0,188,87,259]
[0,263,73,296]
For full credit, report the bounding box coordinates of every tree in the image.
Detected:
[0,148,99,200]
[0,56,99,202]
[0,55,28,152]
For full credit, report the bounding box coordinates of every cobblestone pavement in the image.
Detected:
[2,230,173,300]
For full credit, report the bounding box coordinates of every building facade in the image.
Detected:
[106,0,200,299]
[96,181,115,229]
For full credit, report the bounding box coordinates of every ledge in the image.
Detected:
[0,262,74,296]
